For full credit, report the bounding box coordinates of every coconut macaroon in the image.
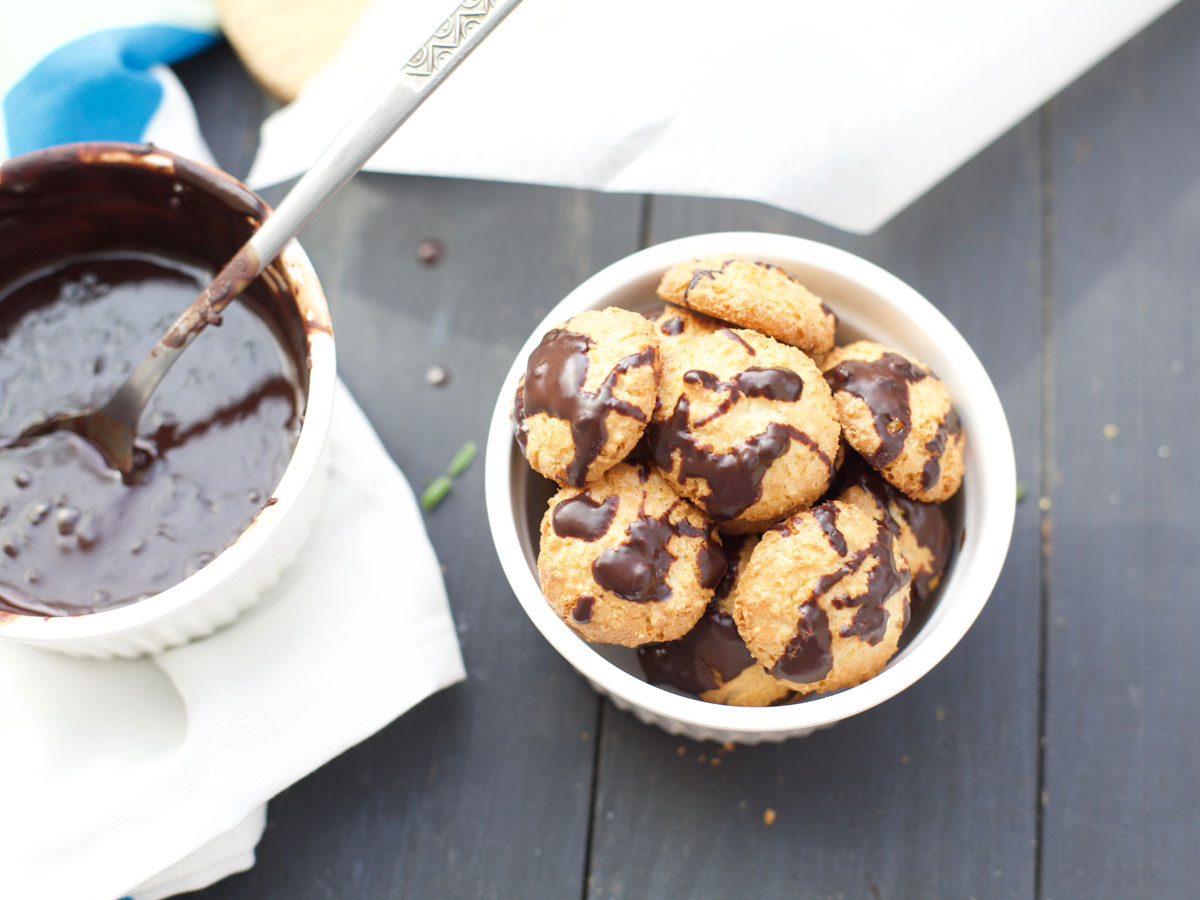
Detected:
[513,307,660,487]
[638,533,797,707]
[835,451,952,607]
[649,304,724,345]
[648,327,841,533]
[538,463,724,646]
[735,500,912,695]
[656,256,837,357]
[821,340,965,502]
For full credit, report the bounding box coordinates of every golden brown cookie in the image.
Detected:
[513,308,660,487]
[835,451,951,607]
[648,327,841,533]
[538,463,724,646]
[638,533,797,706]
[656,256,837,356]
[649,304,724,344]
[821,340,964,502]
[734,500,912,695]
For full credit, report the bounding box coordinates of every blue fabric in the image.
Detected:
[4,25,216,156]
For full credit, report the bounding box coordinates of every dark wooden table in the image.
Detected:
[183,5,1200,897]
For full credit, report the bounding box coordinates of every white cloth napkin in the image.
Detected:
[0,382,466,900]
[246,0,1176,233]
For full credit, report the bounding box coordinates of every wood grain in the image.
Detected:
[1040,2,1200,895]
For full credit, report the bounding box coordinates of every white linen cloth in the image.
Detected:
[246,0,1177,233]
[0,383,466,900]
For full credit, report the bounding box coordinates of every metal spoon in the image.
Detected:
[16,0,521,474]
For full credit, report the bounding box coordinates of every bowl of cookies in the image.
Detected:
[485,232,1015,744]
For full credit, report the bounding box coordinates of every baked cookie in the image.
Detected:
[638,533,797,706]
[821,340,964,502]
[735,500,912,695]
[648,327,841,533]
[835,451,951,607]
[656,256,837,356]
[538,463,724,646]
[513,308,659,487]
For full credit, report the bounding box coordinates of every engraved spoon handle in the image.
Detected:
[155,0,522,354]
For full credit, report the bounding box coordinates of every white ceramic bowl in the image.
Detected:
[0,144,336,658]
[486,232,1015,744]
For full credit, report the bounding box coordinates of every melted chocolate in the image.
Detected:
[735,368,803,402]
[0,256,300,616]
[571,595,595,624]
[591,502,723,603]
[771,502,912,683]
[514,328,656,487]
[637,535,754,695]
[920,408,961,492]
[651,391,830,521]
[838,452,951,605]
[660,316,684,336]
[773,601,833,683]
[552,493,619,541]
[720,328,756,356]
[824,352,929,468]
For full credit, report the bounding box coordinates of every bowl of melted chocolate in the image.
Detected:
[485,232,1016,744]
[0,144,336,657]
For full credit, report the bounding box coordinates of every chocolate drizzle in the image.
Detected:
[514,329,656,486]
[637,535,754,695]
[660,316,684,336]
[720,328,756,355]
[773,602,833,684]
[920,409,961,492]
[680,258,791,306]
[772,502,912,684]
[571,595,595,624]
[838,453,951,605]
[551,493,619,541]
[591,501,724,604]
[824,352,929,468]
[651,394,824,521]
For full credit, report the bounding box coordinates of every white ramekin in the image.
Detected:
[0,145,336,659]
[485,232,1015,744]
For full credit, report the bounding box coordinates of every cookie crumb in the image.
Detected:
[676,746,687,757]
[1103,423,1119,439]
[1158,445,1171,459]
[763,808,777,826]
[722,741,735,753]
[416,238,444,266]
[709,757,722,767]
[697,754,707,764]
[1038,496,1052,512]
[425,364,450,386]
[935,705,948,721]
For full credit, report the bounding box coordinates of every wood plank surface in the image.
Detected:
[179,45,645,899]
[585,123,1045,899]
[1040,2,1200,896]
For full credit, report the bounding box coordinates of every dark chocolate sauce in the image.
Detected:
[824,352,929,468]
[591,502,723,603]
[920,409,961,493]
[637,535,754,695]
[720,328,756,356]
[771,502,912,683]
[838,452,951,605]
[660,316,684,336]
[571,595,595,624]
[551,493,619,541]
[773,602,833,684]
[514,328,656,487]
[0,256,300,616]
[651,391,829,521]
[736,368,803,402]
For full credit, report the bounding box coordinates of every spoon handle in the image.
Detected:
[158,0,522,352]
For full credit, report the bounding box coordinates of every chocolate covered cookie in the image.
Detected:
[735,500,912,695]
[821,340,964,502]
[538,463,724,646]
[656,256,837,356]
[649,327,840,533]
[513,307,660,487]
[638,533,797,707]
